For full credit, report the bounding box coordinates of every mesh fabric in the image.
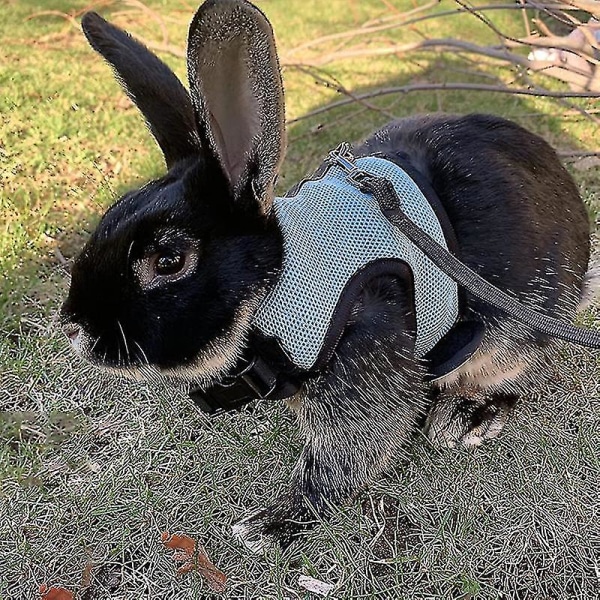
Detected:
[253,157,459,370]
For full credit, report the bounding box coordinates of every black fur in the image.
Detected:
[62,1,591,550]
[358,115,589,327]
[233,274,424,548]
[81,12,199,168]
[63,156,282,370]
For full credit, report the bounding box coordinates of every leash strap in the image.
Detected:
[328,143,600,350]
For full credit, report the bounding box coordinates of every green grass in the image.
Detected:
[1,0,599,598]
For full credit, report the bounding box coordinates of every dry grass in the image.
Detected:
[1,314,598,598]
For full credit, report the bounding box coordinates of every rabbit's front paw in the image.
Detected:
[425,392,517,448]
[232,506,307,553]
[232,512,274,554]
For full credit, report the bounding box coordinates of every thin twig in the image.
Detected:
[557,0,600,15]
[288,0,439,55]
[284,32,599,91]
[288,107,373,143]
[557,150,600,157]
[123,0,169,44]
[289,82,600,124]
[403,1,597,67]
[26,10,81,28]
[134,36,185,58]
[286,64,397,121]
[520,68,600,123]
[520,0,532,37]
[284,2,592,58]
[507,35,599,60]
[283,37,528,67]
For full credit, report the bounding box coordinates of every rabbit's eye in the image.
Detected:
[155,251,185,276]
[135,245,198,289]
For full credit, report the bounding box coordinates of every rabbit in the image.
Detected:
[61,0,594,551]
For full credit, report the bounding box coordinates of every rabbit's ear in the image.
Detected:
[187,0,285,211]
[82,12,200,169]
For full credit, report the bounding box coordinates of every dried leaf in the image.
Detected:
[161,531,227,593]
[197,546,227,593]
[298,574,335,597]
[39,584,74,600]
[161,531,196,575]
[161,531,196,558]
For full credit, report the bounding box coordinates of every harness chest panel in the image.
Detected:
[252,156,459,370]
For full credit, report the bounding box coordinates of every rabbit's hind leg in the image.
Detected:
[424,389,518,449]
[424,337,539,448]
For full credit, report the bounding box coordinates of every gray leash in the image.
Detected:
[329,143,600,350]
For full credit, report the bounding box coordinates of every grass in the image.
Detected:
[1,0,599,598]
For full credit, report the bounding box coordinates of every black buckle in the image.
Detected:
[189,355,278,416]
[188,330,311,416]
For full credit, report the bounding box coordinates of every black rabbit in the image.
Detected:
[61,0,596,551]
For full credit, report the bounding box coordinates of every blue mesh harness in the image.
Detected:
[190,144,600,414]
[253,156,459,370]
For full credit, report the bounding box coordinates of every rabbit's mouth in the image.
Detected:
[66,330,149,381]
[60,317,145,377]
[61,286,267,389]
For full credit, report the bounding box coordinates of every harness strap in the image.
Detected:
[189,333,306,416]
[335,151,600,349]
